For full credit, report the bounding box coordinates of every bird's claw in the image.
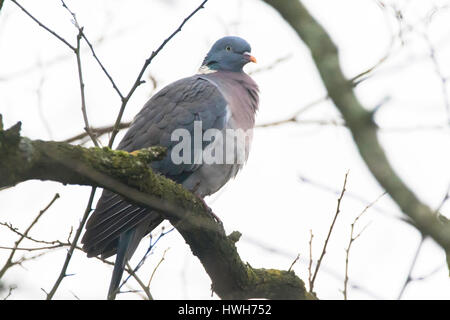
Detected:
[198,196,223,225]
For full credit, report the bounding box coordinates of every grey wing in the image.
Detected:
[82,76,228,258]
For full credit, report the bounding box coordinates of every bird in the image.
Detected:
[81,36,259,300]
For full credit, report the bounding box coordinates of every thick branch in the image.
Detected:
[262,0,450,251]
[0,118,309,300]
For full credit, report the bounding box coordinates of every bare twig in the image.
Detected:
[63,121,131,144]
[115,228,174,300]
[81,32,124,99]
[147,247,170,288]
[124,262,154,300]
[397,235,425,299]
[10,0,75,51]
[288,253,300,272]
[310,171,349,293]
[108,0,209,148]
[2,285,16,300]
[75,28,99,147]
[422,33,450,124]
[15,18,101,139]
[0,222,63,247]
[308,230,314,291]
[0,245,64,252]
[0,193,60,279]
[60,0,124,100]
[45,188,96,300]
[0,218,170,300]
[342,192,385,299]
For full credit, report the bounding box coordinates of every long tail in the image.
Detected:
[107,228,136,300]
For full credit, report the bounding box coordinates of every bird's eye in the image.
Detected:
[225,45,232,51]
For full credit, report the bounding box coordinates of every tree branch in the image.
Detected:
[0,117,310,300]
[262,0,450,252]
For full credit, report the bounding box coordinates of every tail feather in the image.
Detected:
[106,214,162,300]
[107,228,135,300]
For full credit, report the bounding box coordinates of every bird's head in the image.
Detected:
[201,36,256,73]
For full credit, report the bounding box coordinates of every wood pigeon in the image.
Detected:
[81,36,259,299]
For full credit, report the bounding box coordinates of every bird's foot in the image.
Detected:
[197,196,223,226]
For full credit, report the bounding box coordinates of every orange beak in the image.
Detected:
[244,52,257,63]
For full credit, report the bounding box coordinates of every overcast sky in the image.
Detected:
[0,0,449,299]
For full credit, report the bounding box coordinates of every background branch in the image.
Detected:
[262,0,450,252]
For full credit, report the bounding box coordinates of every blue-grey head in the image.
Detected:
[201,36,257,72]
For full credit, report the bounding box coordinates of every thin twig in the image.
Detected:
[342,192,385,299]
[397,235,425,299]
[0,222,166,300]
[308,230,314,291]
[2,285,16,300]
[60,0,124,100]
[45,188,96,299]
[10,0,75,51]
[116,228,174,300]
[63,121,131,144]
[288,253,300,272]
[124,262,154,300]
[310,171,349,293]
[0,244,64,252]
[108,0,209,147]
[244,233,384,299]
[81,32,124,99]
[422,8,450,124]
[0,193,60,279]
[0,222,63,246]
[147,248,170,288]
[75,28,99,147]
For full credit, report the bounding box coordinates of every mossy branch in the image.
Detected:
[0,116,309,299]
[262,0,450,253]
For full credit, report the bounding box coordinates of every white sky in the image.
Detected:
[0,0,449,300]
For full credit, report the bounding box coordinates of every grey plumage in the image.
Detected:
[81,36,259,299]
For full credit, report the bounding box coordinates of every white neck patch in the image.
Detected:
[198,65,218,74]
